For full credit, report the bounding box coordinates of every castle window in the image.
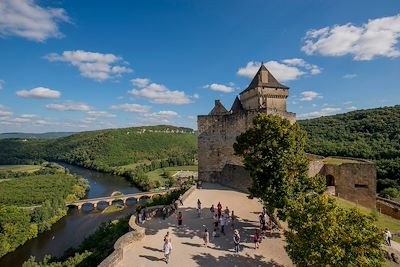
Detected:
[326,175,335,186]
[354,184,368,189]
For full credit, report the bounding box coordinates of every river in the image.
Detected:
[0,163,141,267]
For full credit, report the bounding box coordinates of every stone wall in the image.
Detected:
[376,197,400,220]
[198,109,295,183]
[321,162,376,208]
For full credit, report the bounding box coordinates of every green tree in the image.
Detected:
[233,113,310,216]
[285,193,384,267]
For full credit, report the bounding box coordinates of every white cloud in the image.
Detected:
[302,14,400,60]
[45,50,132,81]
[0,0,70,42]
[45,101,91,112]
[110,103,151,113]
[87,111,116,118]
[144,110,178,118]
[300,91,323,101]
[192,93,200,99]
[129,82,191,105]
[16,87,61,99]
[298,107,341,119]
[0,80,4,90]
[203,83,234,93]
[344,101,353,105]
[237,59,320,82]
[131,78,150,87]
[0,105,13,117]
[343,74,357,79]
[347,106,357,110]
[20,114,37,118]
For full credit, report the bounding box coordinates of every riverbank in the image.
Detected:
[0,163,141,267]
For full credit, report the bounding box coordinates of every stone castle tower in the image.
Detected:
[197,65,296,189]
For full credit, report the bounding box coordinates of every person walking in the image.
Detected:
[203,228,209,247]
[210,204,215,214]
[162,206,167,220]
[163,238,172,264]
[231,210,235,229]
[197,199,202,217]
[164,231,171,243]
[177,211,183,226]
[233,230,240,253]
[385,228,392,246]
[253,229,260,249]
[220,213,227,235]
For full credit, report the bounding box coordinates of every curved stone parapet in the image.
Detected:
[98,186,196,267]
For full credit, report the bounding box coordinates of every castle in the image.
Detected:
[198,65,377,208]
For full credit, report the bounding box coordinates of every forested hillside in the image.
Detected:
[299,105,400,196]
[0,125,197,190]
[0,132,75,139]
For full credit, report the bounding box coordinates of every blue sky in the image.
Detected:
[0,0,399,133]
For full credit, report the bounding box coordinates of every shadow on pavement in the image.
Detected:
[192,253,284,267]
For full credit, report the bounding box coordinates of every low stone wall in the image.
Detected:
[98,215,145,267]
[377,197,400,220]
[98,186,196,267]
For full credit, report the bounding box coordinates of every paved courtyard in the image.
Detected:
[117,183,293,267]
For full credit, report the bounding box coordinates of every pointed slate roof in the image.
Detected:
[230,96,244,113]
[240,64,289,94]
[209,100,228,115]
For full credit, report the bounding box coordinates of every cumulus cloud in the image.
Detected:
[110,103,151,113]
[129,82,191,105]
[302,14,400,60]
[203,83,234,93]
[298,107,341,119]
[45,50,132,81]
[45,101,91,112]
[0,0,70,42]
[0,80,4,90]
[144,110,178,118]
[300,91,323,101]
[87,111,116,118]
[347,106,357,110]
[0,105,13,117]
[131,78,150,87]
[16,87,61,99]
[343,74,357,79]
[237,59,320,82]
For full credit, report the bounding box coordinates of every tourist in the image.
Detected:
[220,213,227,235]
[212,226,219,238]
[162,206,167,220]
[233,230,240,253]
[385,228,392,246]
[174,201,179,212]
[253,229,260,249]
[179,195,183,205]
[231,210,235,229]
[217,202,222,219]
[203,228,209,247]
[224,206,230,216]
[197,199,202,217]
[177,211,183,226]
[259,212,266,230]
[164,231,171,243]
[210,204,215,214]
[137,210,143,224]
[163,238,172,264]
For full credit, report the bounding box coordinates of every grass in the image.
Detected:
[322,157,361,165]
[146,165,198,185]
[101,205,124,214]
[0,164,42,173]
[335,197,400,242]
[116,160,152,171]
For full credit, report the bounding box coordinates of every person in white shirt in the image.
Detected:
[385,228,392,246]
[163,239,172,263]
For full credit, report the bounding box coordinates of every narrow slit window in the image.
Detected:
[355,184,368,188]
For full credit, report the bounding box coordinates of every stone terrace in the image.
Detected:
[117,183,293,267]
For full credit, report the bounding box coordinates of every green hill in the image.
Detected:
[299,105,400,196]
[0,125,197,190]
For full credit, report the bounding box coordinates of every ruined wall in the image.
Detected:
[321,162,376,208]
[376,197,400,220]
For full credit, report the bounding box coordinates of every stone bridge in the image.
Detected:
[67,189,175,210]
